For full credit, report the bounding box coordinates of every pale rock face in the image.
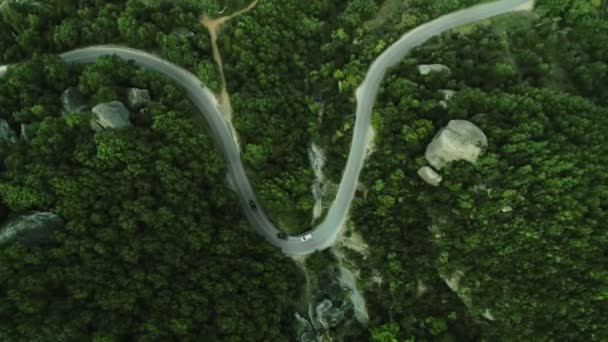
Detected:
[20,123,34,143]
[417,166,442,186]
[295,313,316,342]
[61,87,89,114]
[91,101,132,131]
[425,120,488,170]
[482,309,496,321]
[439,89,456,100]
[338,266,369,326]
[316,299,344,328]
[126,88,151,110]
[418,64,451,76]
[0,212,63,246]
[0,119,17,144]
[439,90,456,109]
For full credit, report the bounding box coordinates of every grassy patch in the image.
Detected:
[364,0,406,31]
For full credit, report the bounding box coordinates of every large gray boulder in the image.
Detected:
[91,101,132,131]
[0,119,17,144]
[0,212,63,246]
[425,120,488,170]
[61,87,89,114]
[418,64,451,76]
[126,88,151,110]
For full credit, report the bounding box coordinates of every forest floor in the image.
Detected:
[200,0,259,152]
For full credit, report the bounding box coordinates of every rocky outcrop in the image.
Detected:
[0,212,63,246]
[337,266,369,326]
[439,89,456,100]
[20,123,34,143]
[315,299,344,329]
[418,64,451,76]
[0,119,17,144]
[305,266,367,340]
[126,88,151,110]
[417,166,442,186]
[439,89,456,109]
[295,313,317,342]
[91,101,132,131]
[61,87,89,114]
[425,120,487,170]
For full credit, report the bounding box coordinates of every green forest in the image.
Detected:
[0,0,607,341]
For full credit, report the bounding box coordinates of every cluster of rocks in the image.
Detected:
[296,266,367,342]
[0,212,63,247]
[0,86,154,247]
[61,86,152,131]
[418,120,488,186]
[0,118,33,147]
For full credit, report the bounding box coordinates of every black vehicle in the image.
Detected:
[249,200,257,210]
[276,232,288,240]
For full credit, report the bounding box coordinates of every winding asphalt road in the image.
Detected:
[0,0,534,256]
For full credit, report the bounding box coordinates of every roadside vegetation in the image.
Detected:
[357,0,608,340]
[0,54,300,341]
[0,0,606,341]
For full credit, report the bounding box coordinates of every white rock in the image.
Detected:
[418,64,451,76]
[439,89,456,108]
[439,89,456,100]
[417,166,442,186]
[482,309,496,321]
[425,120,488,170]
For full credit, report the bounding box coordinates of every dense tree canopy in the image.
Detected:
[0,55,300,341]
[351,1,608,340]
[0,0,607,340]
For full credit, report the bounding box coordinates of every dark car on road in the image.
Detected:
[249,200,257,210]
[276,232,288,240]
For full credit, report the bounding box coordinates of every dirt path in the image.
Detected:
[201,0,260,151]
